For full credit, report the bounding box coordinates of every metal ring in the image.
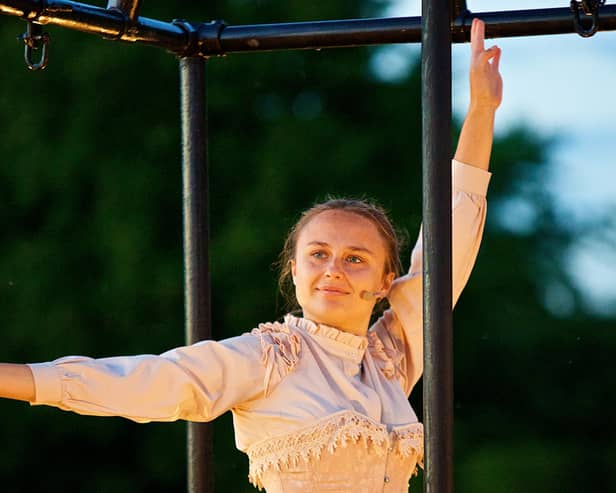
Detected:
[18,22,51,70]
[570,0,604,37]
[172,19,199,58]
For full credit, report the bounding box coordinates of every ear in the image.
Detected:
[290,259,297,285]
[380,271,395,297]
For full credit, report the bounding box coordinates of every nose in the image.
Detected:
[324,257,343,279]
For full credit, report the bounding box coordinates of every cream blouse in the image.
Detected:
[28,160,490,492]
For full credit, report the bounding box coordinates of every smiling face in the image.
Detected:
[291,210,395,335]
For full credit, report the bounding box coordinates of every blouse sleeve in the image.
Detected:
[371,159,491,395]
[27,324,301,423]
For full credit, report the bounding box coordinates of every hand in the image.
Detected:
[469,18,503,111]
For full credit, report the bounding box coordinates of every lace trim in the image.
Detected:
[246,411,423,489]
[250,322,301,397]
[393,425,425,474]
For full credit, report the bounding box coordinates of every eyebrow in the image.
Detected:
[305,241,376,256]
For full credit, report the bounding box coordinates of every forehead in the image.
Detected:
[297,210,385,250]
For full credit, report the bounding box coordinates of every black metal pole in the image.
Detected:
[180,56,213,493]
[451,0,468,40]
[452,0,468,18]
[3,0,616,57]
[422,0,453,493]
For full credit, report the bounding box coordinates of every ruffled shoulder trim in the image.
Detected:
[367,312,408,389]
[250,322,301,397]
[246,410,423,489]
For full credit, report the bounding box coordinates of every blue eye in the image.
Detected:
[346,255,363,264]
[311,250,327,259]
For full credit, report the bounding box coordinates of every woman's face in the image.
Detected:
[291,210,394,335]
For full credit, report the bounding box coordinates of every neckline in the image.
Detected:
[284,314,368,363]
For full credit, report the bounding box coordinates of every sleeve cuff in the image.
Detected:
[27,363,63,404]
[452,159,491,197]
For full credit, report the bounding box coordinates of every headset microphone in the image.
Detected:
[360,290,383,301]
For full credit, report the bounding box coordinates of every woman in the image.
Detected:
[0,19,501,492]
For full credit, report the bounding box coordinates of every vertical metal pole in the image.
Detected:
[452,0,468,18]
[421,1,453,493]
[180,56,213,493]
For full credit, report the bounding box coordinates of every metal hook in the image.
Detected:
[570,0,605,38]
[17,21,51,70]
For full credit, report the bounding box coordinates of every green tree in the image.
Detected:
[0,1,613,492]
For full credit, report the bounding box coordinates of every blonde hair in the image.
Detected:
[277,198,404,312]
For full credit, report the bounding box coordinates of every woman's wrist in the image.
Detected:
[0,363,35,402]
[467,102,498,117]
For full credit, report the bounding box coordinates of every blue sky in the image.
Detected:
[372,0,616,315]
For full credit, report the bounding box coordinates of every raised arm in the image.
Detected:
[371,19,499,395]
[0,363,35,401]
[454,18,502,171]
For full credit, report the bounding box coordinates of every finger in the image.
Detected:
[478,45,499,66]
[492,47,501,73]
[471,18,485,56]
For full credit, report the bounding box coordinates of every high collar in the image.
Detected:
[284,314,368,364]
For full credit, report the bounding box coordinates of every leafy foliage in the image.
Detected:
[0,1,613,492]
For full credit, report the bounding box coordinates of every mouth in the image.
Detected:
[316,286,350,295]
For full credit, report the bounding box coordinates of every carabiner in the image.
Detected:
[17,21,51,71]
[570,0,605,38]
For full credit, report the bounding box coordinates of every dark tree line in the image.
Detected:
[0,1,613,491]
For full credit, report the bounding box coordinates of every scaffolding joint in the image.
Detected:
[196,20,227,58]
[172,19,226,59]
[571,0,606,37]
[106,0,140,23]
[105,0,141,41]
[451,7,473,43]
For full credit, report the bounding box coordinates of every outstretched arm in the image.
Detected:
[454,18,503,171]
[0,325,300,423]
[0,364,35,402]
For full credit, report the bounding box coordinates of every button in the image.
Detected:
[384,476,390,483]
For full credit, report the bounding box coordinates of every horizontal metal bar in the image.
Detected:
[0,0,188,50]
[459,5,616,41]
[219,6,616,53]
[218,17,421,52]
[2,0,616,56]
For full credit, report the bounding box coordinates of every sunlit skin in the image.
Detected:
[291,210,395,336]
[454,18,502,171]
[0,19,501,404]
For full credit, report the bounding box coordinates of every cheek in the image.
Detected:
[351,263,380,278]
[291,258,319,287]
[293,260,326,297]
[293,268,311,307]
[291,260,310,287]
[295,257,320,275]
